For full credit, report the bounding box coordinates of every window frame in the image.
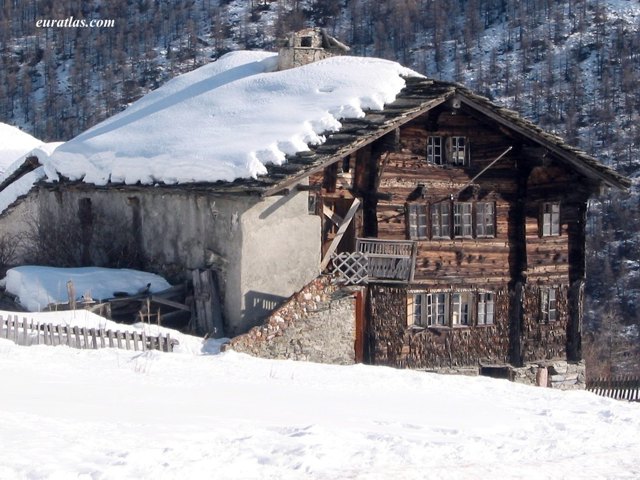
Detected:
[410,290,496,328]
[540,287,557,323]
[407,203,429,239]
[451,292,472,326]
[453,202,473,238]
[541,202,560,237]
[477,292,495,325]
[430,202,451,239]
[476,202,495,238]
[449,136,467,166]
[427,136,443,165]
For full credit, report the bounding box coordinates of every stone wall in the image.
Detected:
[222,276,358,365]
[512,360,586,390]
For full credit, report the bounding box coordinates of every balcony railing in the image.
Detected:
[356,238,416,282]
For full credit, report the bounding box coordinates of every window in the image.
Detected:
[300,36,312,47]
[450,136,467,165]
[541,288,557,322]
[452,293,472,325]
[431,202,450,239]
[409,201,497,241]
[541,203,560,236]
[477,293,495,325]
[408,204,428,239]
[454,203,473,238]
[427,293,448,326]
[411,291,494,327]
[476,202,495,238]
[427,136,443,165]
[413,293,446,326]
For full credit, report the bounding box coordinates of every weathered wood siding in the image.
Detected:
[313,103,592,368]
[521,284,569,362]
[368,285,510,368]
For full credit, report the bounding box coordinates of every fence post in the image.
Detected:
[12,315,18,344]
[89,328,98,349]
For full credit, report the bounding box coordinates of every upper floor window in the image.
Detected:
[453,202,473,238]
[449,136,467,165]
[431,202,451,239]
[426,136,468,166]
[427,136,443,165]
[476,202,495,238]
[540,288,557,322]
[408,201,496,240]
[408,204,428,239]
[541,202,560,236]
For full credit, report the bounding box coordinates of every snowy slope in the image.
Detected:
[0,338,638,480]
[0,123,42,174]
[48,51,419,185]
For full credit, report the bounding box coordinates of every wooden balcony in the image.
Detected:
[356,238,417,282]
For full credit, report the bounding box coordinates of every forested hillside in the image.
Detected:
[1,0,638,373]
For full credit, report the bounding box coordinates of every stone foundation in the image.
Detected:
[222,276,358,365]
[512,360,586,390]
[417,360,586,391]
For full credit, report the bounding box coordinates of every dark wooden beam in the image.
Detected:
[567,200,588,361]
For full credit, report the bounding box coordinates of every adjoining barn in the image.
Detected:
[0,30,630,387]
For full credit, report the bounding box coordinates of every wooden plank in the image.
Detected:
[320,197,361,270]
[141,331,147,351]
[82,327,89,349]
[150,296,191,312]
[67,281,76,311]
[323,205,344,226]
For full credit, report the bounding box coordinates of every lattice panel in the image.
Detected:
[332,252,369,285]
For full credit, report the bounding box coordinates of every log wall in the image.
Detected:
[314,103,593,368]
[368,285,510,369]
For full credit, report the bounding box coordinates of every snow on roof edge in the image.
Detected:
[47,52,421,187]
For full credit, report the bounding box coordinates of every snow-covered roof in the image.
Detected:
[48,51,419,186]
[0,142,62,215]
[0,123,44,174]
[1,266,171,311]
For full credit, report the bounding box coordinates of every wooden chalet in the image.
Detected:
[0,32,630,375]
[248,76,630,371]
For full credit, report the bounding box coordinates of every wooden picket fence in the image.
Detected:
[586,376,640,402]
[0,314,178,353]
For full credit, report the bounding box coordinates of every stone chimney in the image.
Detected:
[277,28,350,71]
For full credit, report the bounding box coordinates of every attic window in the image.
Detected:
[449,136,467,165]
[300,36,312,47]
[541,202,560,236]
[426,136,469,166]
[427,136,443,165]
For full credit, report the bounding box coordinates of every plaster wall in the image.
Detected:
[32,186,320,334]
[239,188,321,333]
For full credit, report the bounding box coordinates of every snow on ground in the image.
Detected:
[1,266,172,312]
[0,332,638,480]
[0,123,42,173]
[48,51,419,185]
